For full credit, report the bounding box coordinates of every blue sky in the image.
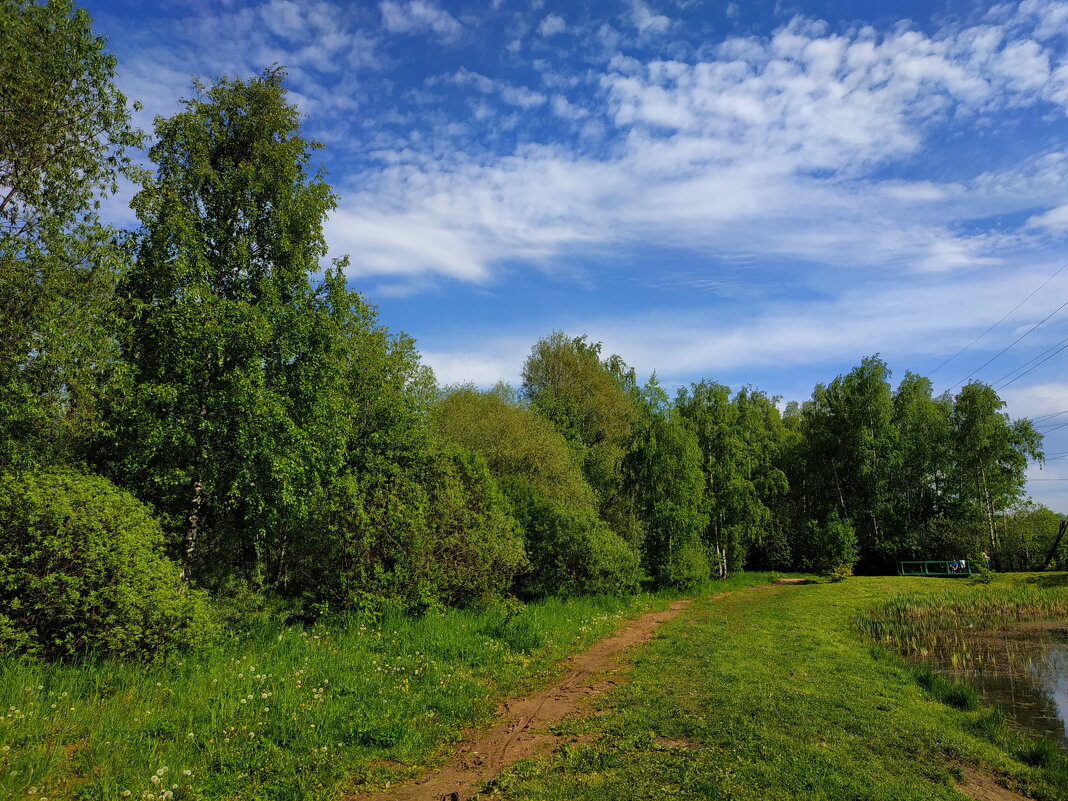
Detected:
[83,0,1068,510]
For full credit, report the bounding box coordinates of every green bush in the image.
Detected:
[296,439,528,612]
[502,478,642,598]
[664,541,711,590]
[0,469,216,660]
[800,512,859,576]
[824,564,853,582]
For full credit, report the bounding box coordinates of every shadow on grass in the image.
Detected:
[1023,572,1068,589]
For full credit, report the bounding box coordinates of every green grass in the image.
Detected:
[0,592,676,801]
[859,578,1068,642]
[478,575,1068,801]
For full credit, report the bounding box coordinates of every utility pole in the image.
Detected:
[1040,519,1068,571]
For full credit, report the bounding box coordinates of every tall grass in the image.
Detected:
[0,593,657,800]
[858,585,1068,646]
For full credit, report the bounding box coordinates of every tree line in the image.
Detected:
[0,0,1059,659]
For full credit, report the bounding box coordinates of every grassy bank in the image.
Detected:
[481,574,1068,801]
[0,592,678,801]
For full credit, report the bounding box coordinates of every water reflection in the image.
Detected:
[917,626,1068,747]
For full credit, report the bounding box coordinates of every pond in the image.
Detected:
[909,622,1068,747]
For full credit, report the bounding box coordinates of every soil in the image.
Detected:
[955,764,1033,801]
[345,598,695,801]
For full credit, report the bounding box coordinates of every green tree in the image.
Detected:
[287,292,529,612]
[798,357,898,570]
[799,512,859,578]
[433,386,640,597]
[889,373,951,552]
[948,382,1042,564]
[433,385,596,512]
[675,382,788,576]
[302,438,527,611]
[624,407,709,588]
[0,0,141,466]
[103,69,342,586]
[996,502,1064,571]
[521,332,645,552]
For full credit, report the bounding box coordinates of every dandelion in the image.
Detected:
[150,776,161,785]
[122,792,131,797]
[182,770,192,777]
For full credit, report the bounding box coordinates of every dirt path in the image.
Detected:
[955,764,1032,801]
[346,598,695,801]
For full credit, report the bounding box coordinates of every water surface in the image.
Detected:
[914,623,1068,747]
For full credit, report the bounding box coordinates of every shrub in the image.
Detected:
[0,469,216,660]
[295,439,528,613]
[502,478,642,598]
[824,564,853,582]
[664,541,711,590]
[800,512,859,576]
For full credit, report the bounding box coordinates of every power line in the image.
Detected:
[1033,410,1068,424]
[947,296,1068,392]
[991,335,1068,389]
[996,340,1068,391]
[931,260,1068,375]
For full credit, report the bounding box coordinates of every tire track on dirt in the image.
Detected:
[345,598,695,801]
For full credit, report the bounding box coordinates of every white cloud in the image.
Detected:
[329,9,1068,286]
[1013,0,1068,41]
[1027,203,1068,232]
[990,38,1050,91]
[551,94,588,120]
[422,341,532,386]
[1002,382,1068,420]
[437,68,547,109]
[538,13,566,37]
[628,0,672,34]
[379,0,462,42]
[408,263,1068,396]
